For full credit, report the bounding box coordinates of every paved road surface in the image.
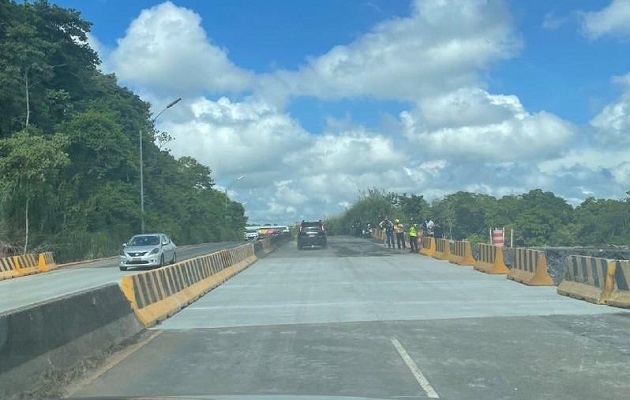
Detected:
[69,237,630,399]
[0,241,241,314]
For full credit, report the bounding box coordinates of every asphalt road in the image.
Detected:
[0,241,241,314]
[68,236,630,400]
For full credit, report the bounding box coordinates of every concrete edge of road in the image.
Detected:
[122,235,291,328]
[0,283,144,400]
[0,235,291,399]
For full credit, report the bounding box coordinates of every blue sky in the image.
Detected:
[48,0,630,223]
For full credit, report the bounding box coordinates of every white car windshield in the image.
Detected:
[129,236,160,246]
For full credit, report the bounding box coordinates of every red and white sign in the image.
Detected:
[492,228,505,247]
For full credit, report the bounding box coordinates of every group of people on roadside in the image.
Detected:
[378,216,435,253]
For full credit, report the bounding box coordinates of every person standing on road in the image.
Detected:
[393,219,406,249]
[379,216,395,249]
[425,219,435,237]
[408,222,418,253]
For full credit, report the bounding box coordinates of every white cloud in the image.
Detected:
[400,88,575,162]
[85,33,111,71]
[591,73,630,146]
[581,0,630,39]
[612,162,630,187]
[542,12,569,30]
[257,0,521,102]
[164,96,311,178]
[110,1,253,94]
[92,0,630,223]
[538,147,630,198]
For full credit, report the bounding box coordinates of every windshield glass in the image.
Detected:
[128,235,160,246]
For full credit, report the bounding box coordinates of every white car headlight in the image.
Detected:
[149,247,160,255]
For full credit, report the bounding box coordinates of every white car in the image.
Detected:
[244,228,260,241]
[119,233,177,271]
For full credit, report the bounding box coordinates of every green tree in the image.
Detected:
[0,128,69,252]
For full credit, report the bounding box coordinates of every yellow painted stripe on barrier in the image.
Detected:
[557,256,614,305]
[607,260,630,308]
[0,257,20,280]
[120,243,259,327]
[420,237,435,257]
[38,252,57,272]
[474,244,509,274]
[433,239,452,261]
[449,240,476,266]
[507,248,553,286]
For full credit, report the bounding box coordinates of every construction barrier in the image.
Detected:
[12,254,40,277]
[491,227,505,247]
[420,236,435,257]
[120,244,257,327]
[260,237,273,255]
[1,252,60,280]
[448,240,476,266]
[557,256,615,305]
[433,238,452,261]
[37,251,57,272]
[507,248,553,286]
[0,257,18,280]
[607,260,630,308]
[474,244,509,274]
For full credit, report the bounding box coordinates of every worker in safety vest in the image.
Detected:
[393,219,405,249]
[408,222,418,253]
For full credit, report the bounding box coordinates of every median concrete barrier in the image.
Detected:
[433,238,452,261]
[37,252,57,272]
[449,240,476,266]
[0,257,18,280]
[13,254,40,277]
[420,236,435,257]
[474,244,509,274]
[1,252,59,280]
[607,260,630,308]
[507,248,553,286]
[0,284,143,399]
[120,244,257,327]
[557,256,615,304]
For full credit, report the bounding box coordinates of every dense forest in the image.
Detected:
[0,0,246,261]
[326,188,630,247]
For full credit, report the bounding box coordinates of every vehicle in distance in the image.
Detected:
[119,233,177,271]
[297,220,327,249]
[244,227,260,241]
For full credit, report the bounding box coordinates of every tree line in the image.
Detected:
[0,0,246,262]
[325,188,630,247]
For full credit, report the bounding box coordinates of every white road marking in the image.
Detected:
[391,337,439,399]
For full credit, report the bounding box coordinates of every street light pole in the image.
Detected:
[224,174,246,211]
[140,97,182,233]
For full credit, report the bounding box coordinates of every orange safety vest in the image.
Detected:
[394,223,404,233]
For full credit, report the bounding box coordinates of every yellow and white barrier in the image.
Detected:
[420,236,435,257]
[38,252,57,272]
[433,238,452,261]
[607,260,630,308]
[0,257,18,280]
[474,244,509,274]
[448,240,476,266]
[120,244,257,327]
[557,256,615,304]
[507,248,553,286]
[1,251,58,280]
